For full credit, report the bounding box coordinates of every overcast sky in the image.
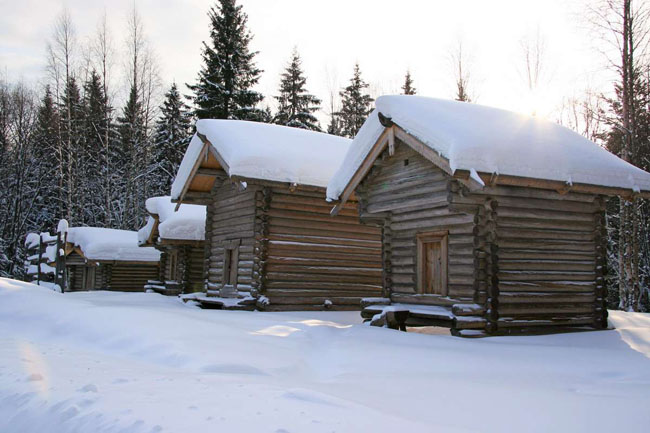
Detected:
[0,0,617,121]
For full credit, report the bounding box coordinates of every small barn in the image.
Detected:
[138,196,206,295]
[171,120,383,310]
[60,227,160,292]
[327,95,650,335]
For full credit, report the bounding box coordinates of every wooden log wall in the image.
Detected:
[358,143,476,307]
[252,187,271,295]
[182,245,205,292]
[106,263,159,292]
[65,253,85,291]
[158,250,168,282]
[263,186,383,310]
[207,180,259,291]
[450,183,604,331]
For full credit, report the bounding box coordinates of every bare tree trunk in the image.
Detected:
[48,9,76,225]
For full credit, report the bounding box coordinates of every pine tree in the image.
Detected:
[273,49,321,131]
[401,71,417,95]
[150,83,193,196]
[337,63,374,138]
[189,0,264,121]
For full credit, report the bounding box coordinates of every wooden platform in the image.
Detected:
[181,293,256,311]
[362,301,487,335]
[145,280,183,296]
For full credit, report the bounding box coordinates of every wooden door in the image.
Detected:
[85,266,95,290]
[424,241,443,293]
[417,231,448,295]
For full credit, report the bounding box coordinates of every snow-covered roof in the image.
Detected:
[171,120,352,200]
[327,95,650,200]
[66,227,160,262]
[138,196,206,244]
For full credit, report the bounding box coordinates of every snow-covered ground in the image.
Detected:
[1,278,649,433]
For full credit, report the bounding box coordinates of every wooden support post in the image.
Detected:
[203,190,215,293]
[55,231,64,293]
[382,215,393,298]
[594,197,608,329]
[37,233,43,285]
[252,187,271,297]
[182,246,191,294]
[483,197,499,334]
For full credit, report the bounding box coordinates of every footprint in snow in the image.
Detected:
[26,374,43,382]
[112,378,128,384]
[78,399,95,408]
[78,384,98,393]
[200,364,267,376]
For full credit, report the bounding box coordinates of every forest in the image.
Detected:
[1,0,649,312]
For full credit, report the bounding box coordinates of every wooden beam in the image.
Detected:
[159,239,205,247]
[182,191,213,203]
[394,126,484,191]
[197,133,230,174]
[196,167,222,176]
[394,126,453,176]
[332,127,391,215]
[176,142,209,210]
[478,172,649,199]
[230,175,325,193]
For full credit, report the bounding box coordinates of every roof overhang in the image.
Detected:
[173,134,227,208]
[139,214,160,248]
[331,120,650,215]
[330,123,484,215]
[176,133,332,204]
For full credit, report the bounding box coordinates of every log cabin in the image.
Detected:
[138,196,206,295]
[326,95,650,335]
[171,120,383,311]
[56,226,160,292]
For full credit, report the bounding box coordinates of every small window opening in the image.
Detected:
[223,246,239,286]
[404,159,410,166]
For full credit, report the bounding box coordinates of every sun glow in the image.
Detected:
[250,325,301,337]
[19,341,50,398]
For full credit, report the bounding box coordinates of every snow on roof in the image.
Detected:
[171,120,352,199]
[327,95,650,200]
[138,196,206,244]
[24,233,40,249]
[66,227,160,262]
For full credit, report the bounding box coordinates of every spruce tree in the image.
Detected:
[59,77,84,224]
[401,71,417,95]
[189,0,264,121]
[117,84,147,229]
[273,49,321,131]
[337,63,374,138]
[80,71,110,225]
[327,114,343,137]
[150,83,193,196]
[32,86,60,229]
